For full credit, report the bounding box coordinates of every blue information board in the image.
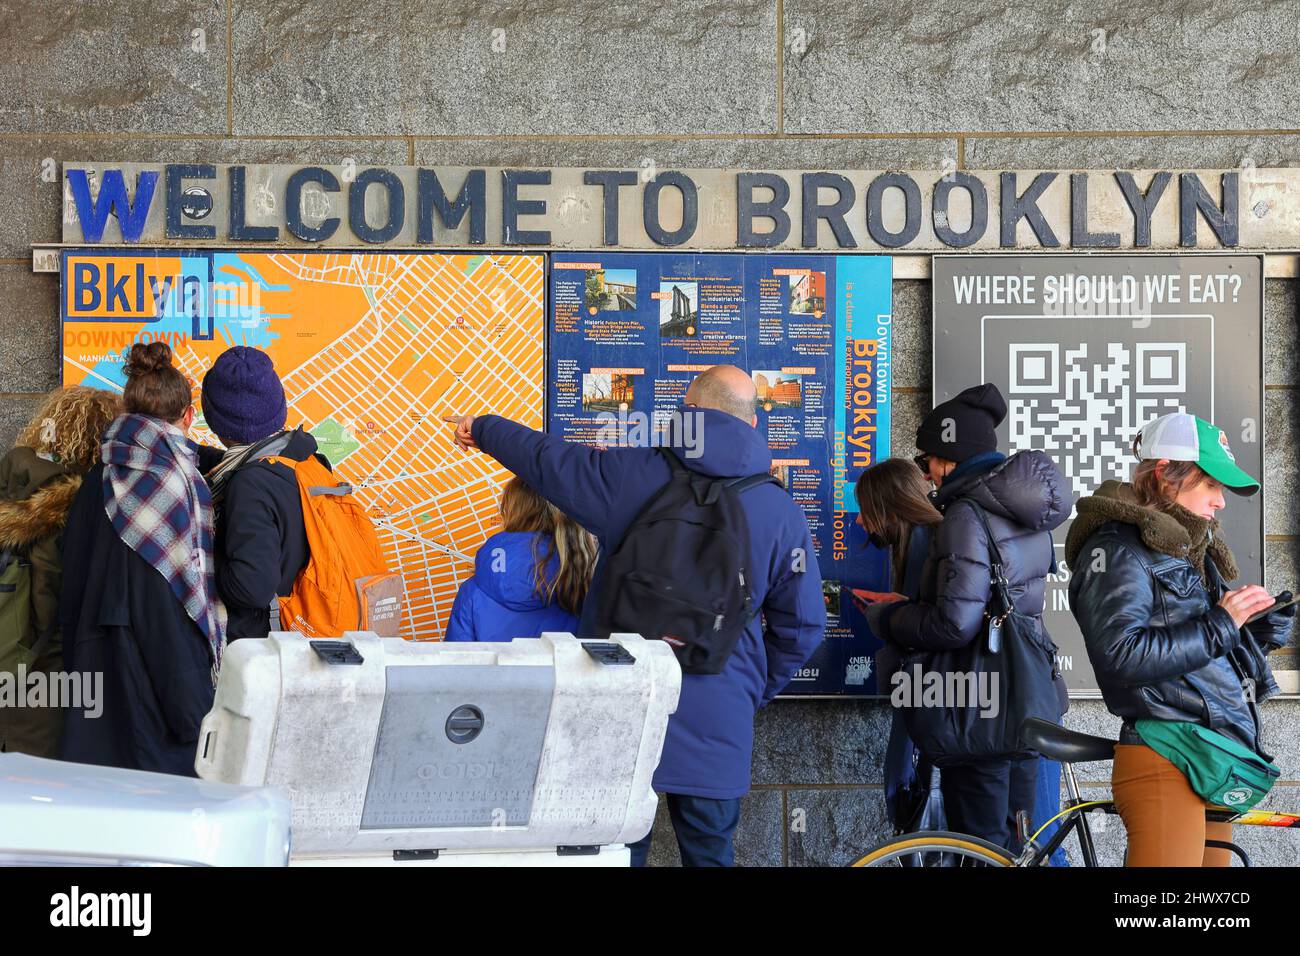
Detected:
[547,252,894,695]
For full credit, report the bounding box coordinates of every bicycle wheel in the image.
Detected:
[849,830,1017,867]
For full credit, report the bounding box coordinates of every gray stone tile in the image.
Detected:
[966,135,1300,170]
[0,0,227,134]
[752,698,888,786]
[1266,279,1298,388]
[231,0,404,136]
[891,280,931,391]
[1265,390,1298,536]
[890,389,929,457]
[0,394,47,452]
[0,137,410,257]
[1265,539,1298,608]
[0,268,59,393]
[641,788,784,867]
[787,787,890,866]
[1261,700,1300,781]
[413,137,958,170]
[734,789,785,867]
[235,1,780,136]
[783,1,1300,134]
[403,2,777,137]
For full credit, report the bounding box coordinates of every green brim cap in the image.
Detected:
[1194,417,1260,496]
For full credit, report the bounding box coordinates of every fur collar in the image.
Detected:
[0,474,82,549]
[1064,480,1238,582]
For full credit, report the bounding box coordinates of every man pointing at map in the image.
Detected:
[444,364,825,866]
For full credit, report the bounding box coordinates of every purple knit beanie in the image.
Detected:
[201,347,288,445]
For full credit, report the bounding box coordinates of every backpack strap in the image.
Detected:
[207,429,298,504]
[262,455,352,497]
[660,448,779,504]
[659,448,691,476]
[727,472,781,494]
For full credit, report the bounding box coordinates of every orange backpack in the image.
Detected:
[264,455,403,638]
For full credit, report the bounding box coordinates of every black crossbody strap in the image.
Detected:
[961,498,1014,618]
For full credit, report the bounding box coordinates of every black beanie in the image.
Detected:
[916,383,1007,462]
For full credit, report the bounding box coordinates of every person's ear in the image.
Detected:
[751,413,758,428]
[1154,458,1170,482]
[182,405,195,430]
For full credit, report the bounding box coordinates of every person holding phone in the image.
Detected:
[1066,413,1294,866]
[851,459,943,842]
[865,384,1069,853]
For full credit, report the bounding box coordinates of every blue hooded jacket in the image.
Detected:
[471,408,825,799]
[444,531,580,642]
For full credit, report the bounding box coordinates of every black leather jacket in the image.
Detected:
[1069,519,1289,759]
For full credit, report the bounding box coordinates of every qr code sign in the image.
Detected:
[1007,340,1194,499]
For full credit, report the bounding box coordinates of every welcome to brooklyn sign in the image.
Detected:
[58,164,1295,252]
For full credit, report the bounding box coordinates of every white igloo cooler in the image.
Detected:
[195,631,680,866]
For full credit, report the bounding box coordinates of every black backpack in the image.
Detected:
[593,449,779,674]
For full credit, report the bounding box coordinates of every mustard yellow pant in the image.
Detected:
[1112,743,1233,867]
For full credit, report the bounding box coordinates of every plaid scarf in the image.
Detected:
[102,414,226,682]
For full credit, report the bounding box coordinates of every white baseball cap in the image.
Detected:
[1134,413,1259,496]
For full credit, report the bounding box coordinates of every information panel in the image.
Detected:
[548,252,894,694]
[933,254,1265,693]
[60,249,546,642]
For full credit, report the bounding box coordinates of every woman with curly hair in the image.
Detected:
[0,385,121,757]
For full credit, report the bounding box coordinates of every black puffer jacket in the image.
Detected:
[1066,481,1291,759]
[876,450,1069,652]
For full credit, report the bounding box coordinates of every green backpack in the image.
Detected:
[1135,718,1280,811]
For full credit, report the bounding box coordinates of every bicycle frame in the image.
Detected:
[1017,759,1261,866]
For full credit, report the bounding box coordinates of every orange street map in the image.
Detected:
[61,250,545,640]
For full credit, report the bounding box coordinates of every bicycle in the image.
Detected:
[851,718,1300,867]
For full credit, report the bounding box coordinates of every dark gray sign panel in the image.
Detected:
[933,254,1264,693]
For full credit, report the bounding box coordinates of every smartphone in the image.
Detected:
[1246,590,1298,625]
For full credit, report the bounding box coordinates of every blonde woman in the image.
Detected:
[445,476,598,641]
[0,386,121,757]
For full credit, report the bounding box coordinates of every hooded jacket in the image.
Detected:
[876,450,1070,653]
[1065,480,1288,758]
[0,446,81,757]
[444,531,581,642]
[471,408,825,799]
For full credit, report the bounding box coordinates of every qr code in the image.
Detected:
[1007,341,1193,500]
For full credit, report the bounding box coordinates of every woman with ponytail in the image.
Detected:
[59,342,227,776]
[445,476,598,642]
